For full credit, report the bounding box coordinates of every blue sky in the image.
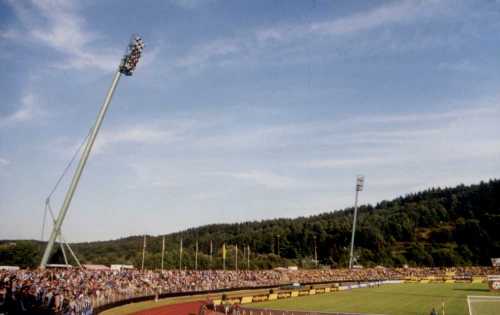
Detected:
[1,0,500,242]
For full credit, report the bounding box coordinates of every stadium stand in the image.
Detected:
[1,267,499,315]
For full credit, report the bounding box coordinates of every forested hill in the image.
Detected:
[1,179,499,269]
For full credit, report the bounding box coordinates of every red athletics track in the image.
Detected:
[130,300,220,315]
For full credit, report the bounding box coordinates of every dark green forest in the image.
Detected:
[1,179,499,269]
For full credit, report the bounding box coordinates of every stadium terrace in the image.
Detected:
[1,266,499,314]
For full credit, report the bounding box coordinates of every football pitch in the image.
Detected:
[250,283,500,315]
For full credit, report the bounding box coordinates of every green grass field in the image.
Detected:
[251,283,500,315]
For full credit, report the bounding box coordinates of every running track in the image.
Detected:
[131,300,220,315]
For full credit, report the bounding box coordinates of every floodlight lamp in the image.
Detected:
[356,175,364,191]
[119,35,145,76]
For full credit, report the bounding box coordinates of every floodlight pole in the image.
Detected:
[348,175,364,269]
[235,244,238,271]
[247,245,250,270]
[210,240,213,268]
[313,235,318,268]
[141,235,147,271]
[195,240,198,270]
[179,238,183,271]
[161,235,165,272]
[40,71,122,268]
[39,35,144,269]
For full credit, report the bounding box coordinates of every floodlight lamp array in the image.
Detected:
[356,175,364,192]
[119,35,145,76]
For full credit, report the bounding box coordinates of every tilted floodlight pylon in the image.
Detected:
[40,35,145,269]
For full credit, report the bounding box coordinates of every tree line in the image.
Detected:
[1,179,499,269]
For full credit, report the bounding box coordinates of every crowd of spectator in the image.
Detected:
[1,266,498,315]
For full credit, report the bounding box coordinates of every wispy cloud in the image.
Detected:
[0,158,10,167]
[210,170,302,190]
[126,162,180,190]
[48,118,197,160]
[176,38,242,69]
[303,103,500,169]
[92,124,184,154]
[307,0,438,36]
[6,0,120,71]
[169,0,215,10]
[346,107,497,125]
[177,0,455,70]
[305,157,387,169]
[0,92,44,127]
[0,28,19,40]
[438,60,478,72]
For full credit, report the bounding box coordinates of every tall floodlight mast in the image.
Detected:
[40,35,145,268]
[348,175,364,269]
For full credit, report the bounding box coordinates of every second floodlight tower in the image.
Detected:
[40,35,145,268]
[348,175,364,269]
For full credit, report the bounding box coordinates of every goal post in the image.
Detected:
[467,296,500,315]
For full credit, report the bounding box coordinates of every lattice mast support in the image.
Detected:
[40,35,145,268]
[349,175,364,269]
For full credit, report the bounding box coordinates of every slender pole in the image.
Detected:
[222,243,226,271]
[40,71,122,268]
[277,234,280,257]
[195,240,198,270]
[161,235,165,272]
[179,238,183,271]
[271,234,274,254]
[314,236,318,267]
[210,240,213,268]
[349,175,364,269]
[247,245,250,270]
[235,244,238,271]
[141,235,146,271]
[348,189,360,269]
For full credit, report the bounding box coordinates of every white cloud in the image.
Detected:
[210,170,302,190]
[169,0,215,10]
[7,0,120,71]
[308,0,434,36]
[0,158,10,167]
[347,107,497,125]
[303,102,500,169]
[94,124,186,153]
[305,157,387,169]
[177,0,455,70]
[438,60,478,72]
[0,28,19,40]
[175,39,242,69]
[0,92,44,127]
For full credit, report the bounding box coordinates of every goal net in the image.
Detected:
[467,296,500,315]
